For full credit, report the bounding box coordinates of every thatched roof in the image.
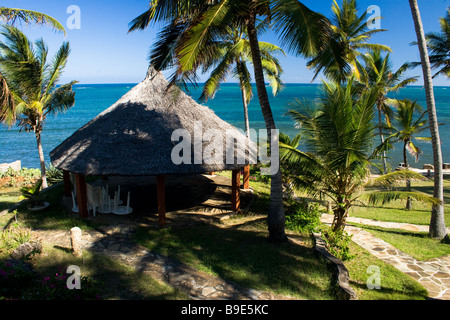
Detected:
[50,67,254,176]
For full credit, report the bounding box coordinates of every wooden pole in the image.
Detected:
[231,169,241,212]
[63,170,71,197]
[243,165,250,189]
[157,175,166,226]
[75,173,88,218]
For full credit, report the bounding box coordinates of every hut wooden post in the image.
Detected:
[63,170,71,197]
[231,169,241,212]
[157,175,166,226]
[75,173,88,218]
[243,165,250,189]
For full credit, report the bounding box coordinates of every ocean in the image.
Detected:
[0,83,449,170]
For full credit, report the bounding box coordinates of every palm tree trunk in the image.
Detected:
[246,9,286,242]
[241,86,251,190]
[332,207,348,232]
[241,87,250,136]
[377,103,388,174]
[409,0,447,239]
[404,141,412,210]
[35,130,48,189]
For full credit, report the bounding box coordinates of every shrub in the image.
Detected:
[0,222,32,252]
[285,200,321,233]
[0,261,100,300]
[46,163,63,185]
[0,259,37,298]
[323,228,356,261]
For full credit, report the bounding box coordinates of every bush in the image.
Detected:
[323,228,356,262]
[0,168,40,188]
[46,163,63,185]
[0,259,37,298]
[285,200,321,233]
[0,261,100,300]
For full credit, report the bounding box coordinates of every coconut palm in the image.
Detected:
[0,26,77,189]
[280,80,439,232]
[199,25,285,135]
[375,99,430,209]
[307,0,391,83]
[0,7,65,126]
[361,49,418,173]
[409,0,447,239]
[129,0,349,242]
[411,7,449,79]
[0,7,65,33]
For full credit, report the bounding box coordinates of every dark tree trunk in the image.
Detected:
[377,102,388,174]
[404,140,412,210]
[409,0,447,239]
[246,9,286,242]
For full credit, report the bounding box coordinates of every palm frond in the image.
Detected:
[0,7,65,35]
[366,169,427,189]
[363,190,441,207]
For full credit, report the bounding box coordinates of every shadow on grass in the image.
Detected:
[132,218,336,300]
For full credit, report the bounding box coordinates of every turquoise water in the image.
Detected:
[0,83,449,169]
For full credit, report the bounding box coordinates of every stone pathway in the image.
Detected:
[321,214,450,300]
[32,223,292,301]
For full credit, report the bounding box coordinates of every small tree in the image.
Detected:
[375,99,430,209]
[280,80,439,232]
[0,26,77,188]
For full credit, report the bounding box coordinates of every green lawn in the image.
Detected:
[356,224,450,261]
[133,218,335,300]
[349,176,450,226]
[344,241,428,300]
[0,187,22,212]
[0,173,436,300]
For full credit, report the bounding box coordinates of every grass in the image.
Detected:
[344,241,428,300]
[133,218,335,300]
[0,187,22,212]
[356,224,450,261]
[0,184,96,231]
[0,169,439,300]
[349,176,450,226]
[32,246,188,300]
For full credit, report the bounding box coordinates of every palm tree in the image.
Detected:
[409,0,447,239]
[0,6,66,136]
[199,25,285,136]
[0,26,77,189]
[411,7,449,79]
[0,7,65,33]
[307,0,391,83]
[280,80,439,232]
[361,49,418,173]
[375,99,430,209]
[129,0,349,242]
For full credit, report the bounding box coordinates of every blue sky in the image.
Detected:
[2,0,449,86]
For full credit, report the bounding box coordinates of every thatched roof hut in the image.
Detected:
[50,67,253,176]
[50,67,253,221]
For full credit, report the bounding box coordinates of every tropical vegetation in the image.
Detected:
[375,99,430,209]
[0,26,77,189]
[307,0,391,83]
[411,7,449,79]
[279,79,439,232]
[409,0,447,239]
[129,0,351,242]
[359,49,418,174]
